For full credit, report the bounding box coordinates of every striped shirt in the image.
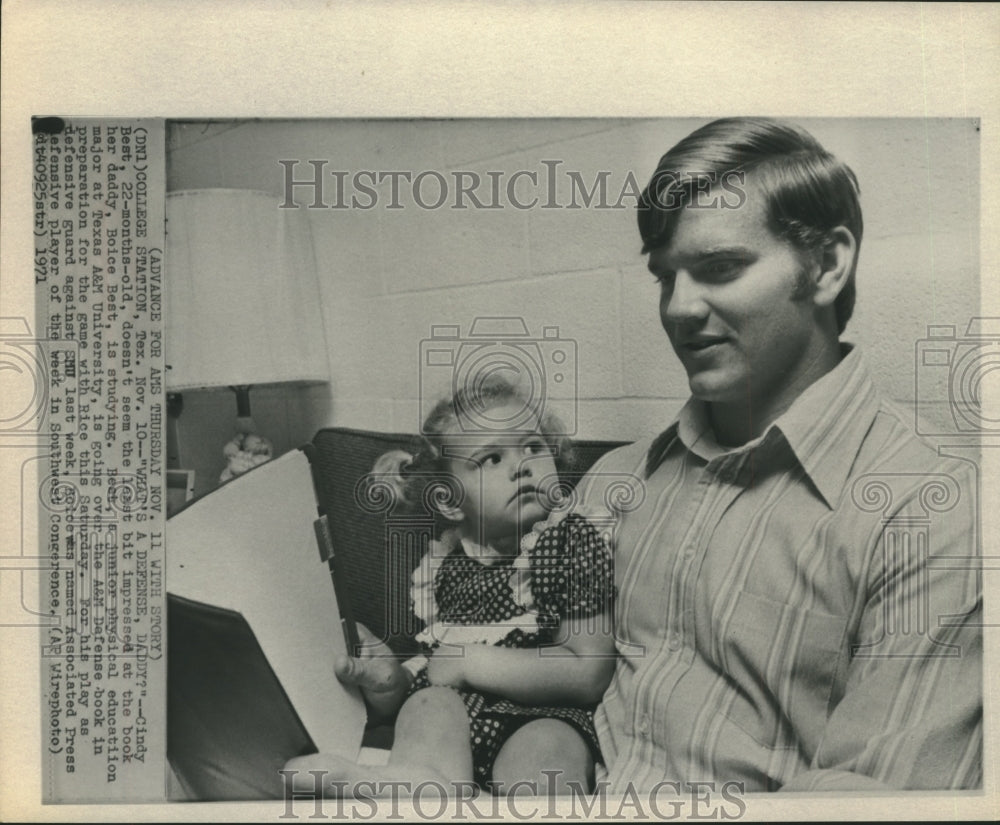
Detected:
[579,346,982,791]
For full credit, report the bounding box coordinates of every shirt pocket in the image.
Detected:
[719,589,847,752]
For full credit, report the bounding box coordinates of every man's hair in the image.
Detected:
[637,118,864,333]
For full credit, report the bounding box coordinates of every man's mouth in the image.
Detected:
[682,336,728,353]
[682,338,725,352]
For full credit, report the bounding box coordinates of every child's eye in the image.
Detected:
[476,452,502,467]
[524,439,550,456]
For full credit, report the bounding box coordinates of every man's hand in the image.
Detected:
[426,643,470,689]
[333,623,412,720]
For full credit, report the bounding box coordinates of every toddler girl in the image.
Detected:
[288,377,616,796]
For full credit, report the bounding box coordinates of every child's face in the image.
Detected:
[441,409,559,547]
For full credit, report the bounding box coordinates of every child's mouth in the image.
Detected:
[510,486,538,504]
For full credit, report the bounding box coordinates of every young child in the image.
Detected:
[288,377,616,796]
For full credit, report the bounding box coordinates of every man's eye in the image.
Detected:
[651,270,675,286]
[479,453,502,466]
[701,260,742,279]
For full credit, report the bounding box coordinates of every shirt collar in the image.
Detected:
[444,530,516,567]
[649,345,881,508]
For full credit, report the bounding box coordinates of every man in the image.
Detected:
[332,118,982,793]
[575,117,981,791]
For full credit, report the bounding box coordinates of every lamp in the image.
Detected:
[165,189,330,482]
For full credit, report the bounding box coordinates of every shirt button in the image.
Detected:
[638,715,651,736]
[684,544,695,559]
[668,633,681,651]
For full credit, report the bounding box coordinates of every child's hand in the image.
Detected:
[333,623,412,720]
[426,643,469,689]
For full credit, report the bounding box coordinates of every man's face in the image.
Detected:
[648,184,825,418]
[440,404,559,547]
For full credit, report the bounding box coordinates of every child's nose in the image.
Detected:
[511,461,532,480]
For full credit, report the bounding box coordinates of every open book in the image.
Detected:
[166,449,366,800]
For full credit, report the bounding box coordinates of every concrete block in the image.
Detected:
[850,231,979,405]
[331,270,624,431]
[444,119,632,167]
[619,265,689,398]
[310,206,384,299]
[380,192,529,292]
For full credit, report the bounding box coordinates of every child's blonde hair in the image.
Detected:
[372,375,572,527]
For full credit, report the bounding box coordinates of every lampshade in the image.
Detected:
[165,189,330,391]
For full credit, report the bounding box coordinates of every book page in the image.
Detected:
[166,449,366,758]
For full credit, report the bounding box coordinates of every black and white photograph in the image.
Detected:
[1,2,997,822]
[164,115,985,808]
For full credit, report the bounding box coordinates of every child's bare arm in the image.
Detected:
[426,612,616,706]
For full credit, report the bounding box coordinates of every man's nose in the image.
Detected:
[661,270,710,326]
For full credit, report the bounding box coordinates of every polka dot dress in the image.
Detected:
[407,513,615,788]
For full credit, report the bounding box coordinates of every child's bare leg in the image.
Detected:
[491,719,594,795]
[285,687,472,797]
[388,687,472,779]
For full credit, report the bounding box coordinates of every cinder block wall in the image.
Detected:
[167,118,979,484]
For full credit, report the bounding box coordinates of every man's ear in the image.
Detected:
[812,226,857,309]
